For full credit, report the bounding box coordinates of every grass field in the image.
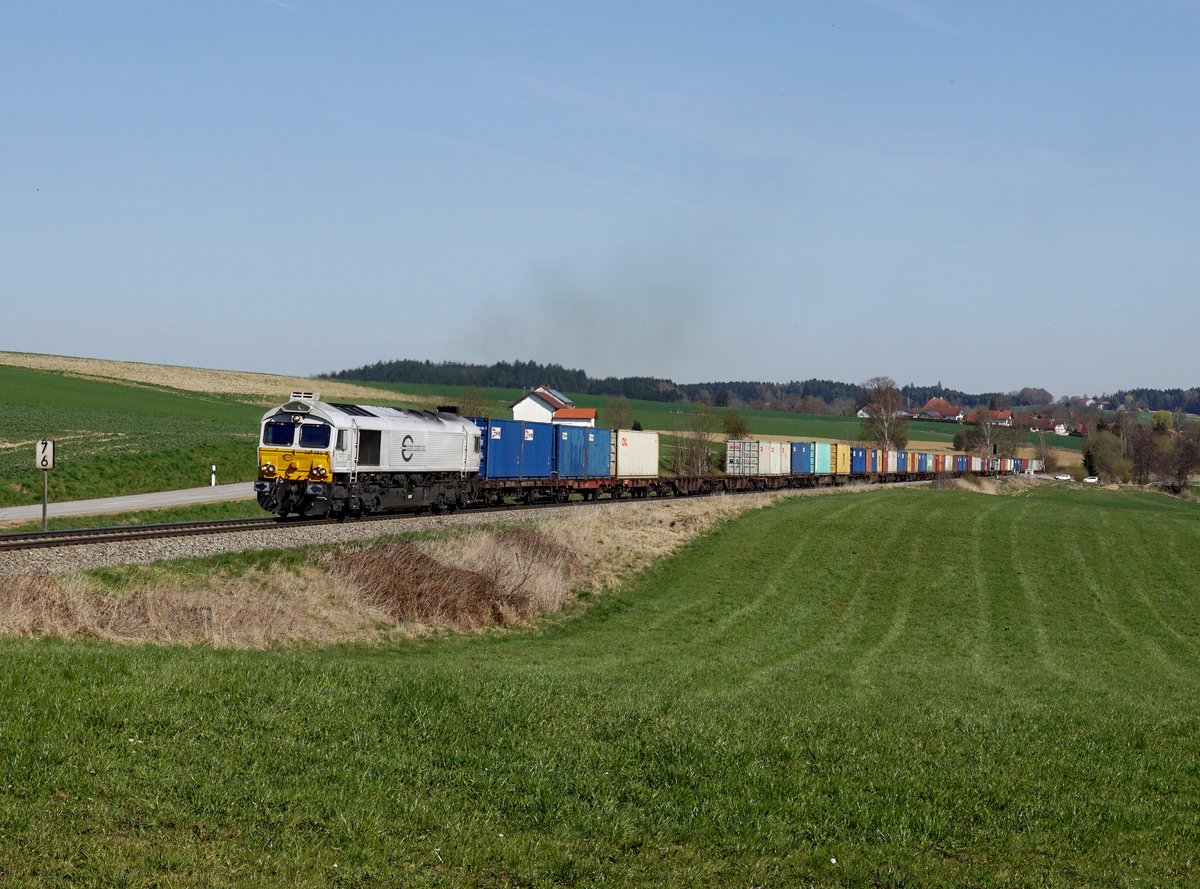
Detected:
[1,484,1196,885]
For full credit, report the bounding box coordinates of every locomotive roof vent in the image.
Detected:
[290,391,319,402]
[282,400,312,413]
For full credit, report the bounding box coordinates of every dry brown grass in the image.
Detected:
[327,530,580,631]
[0,566,388,648]
[0,350,428,406]
[0,489,848,647]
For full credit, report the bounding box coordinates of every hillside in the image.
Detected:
[0,358,417,507]
[0,351,416,404]
[0,485,1196,884]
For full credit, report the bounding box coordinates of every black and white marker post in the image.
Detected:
[36,439,55,532]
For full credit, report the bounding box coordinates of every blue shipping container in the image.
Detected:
[554,425,587,478]
[586,427,612,478]
[554,425,613,479]
[473,418,554,479]
[791,441,814,474]
[897,451,908,473]
[850,447,866,474]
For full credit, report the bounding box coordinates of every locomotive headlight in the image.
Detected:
[260,463,276,475]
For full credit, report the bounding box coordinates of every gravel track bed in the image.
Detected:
[0,484,923,577]
[0,500,676,576]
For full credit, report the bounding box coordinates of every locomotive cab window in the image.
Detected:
[263,421,294,447]
[473,435,481,454]
[299,424,331,449]
[335,430,348,451]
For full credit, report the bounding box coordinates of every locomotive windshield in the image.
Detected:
[263,421,295,446]
[299,424,332,449]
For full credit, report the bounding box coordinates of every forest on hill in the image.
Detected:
[322,358,1191,415]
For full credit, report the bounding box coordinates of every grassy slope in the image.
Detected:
[1,485,1197,886]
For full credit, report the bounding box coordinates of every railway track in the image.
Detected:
[0,476,948,554]
[0,494,644,553]
[0,517,291,552]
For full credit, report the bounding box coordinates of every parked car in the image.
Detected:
[1055,473,1072,481]
[1083,476,1100,484]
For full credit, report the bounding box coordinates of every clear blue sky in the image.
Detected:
[4,1,1198,397]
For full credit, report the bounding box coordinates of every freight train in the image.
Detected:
[254,392,1042,518]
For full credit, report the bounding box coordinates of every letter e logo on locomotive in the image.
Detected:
[401,434,415,462]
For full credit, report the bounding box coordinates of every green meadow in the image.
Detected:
[1,484,1196,885]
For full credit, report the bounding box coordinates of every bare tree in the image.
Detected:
[859,376,909,449]
[1168,436,1200,491]
[971,407,1002,457]
[676,401,719,476]
[1130,427,1162,484]
[1035,431,1058,474]
[1116,410,1138,457]
[457,386,492,419]
[603,396,634,430]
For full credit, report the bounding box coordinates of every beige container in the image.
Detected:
[763,440,786,475]
[613,429,660,478]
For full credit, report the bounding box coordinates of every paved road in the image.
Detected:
[0,482,256,523]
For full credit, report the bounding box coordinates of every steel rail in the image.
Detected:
[0,474,949,553]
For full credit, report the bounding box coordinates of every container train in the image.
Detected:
[254,392,1042,518]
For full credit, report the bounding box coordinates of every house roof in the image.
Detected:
[553,408,597,420]
[511,385,575,411]
[965,409,1014,423]
[919,397,961,417]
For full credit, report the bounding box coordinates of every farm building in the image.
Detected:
[916,397,964,422]
[511,386,596,427]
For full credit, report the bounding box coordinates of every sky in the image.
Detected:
[3,1,1199,398]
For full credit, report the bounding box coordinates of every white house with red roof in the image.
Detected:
[512,386,597,427]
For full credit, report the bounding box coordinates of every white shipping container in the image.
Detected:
[725,440,758,475]
[728,440,790,475]
[768,441,785,475]
[614,429,659,478]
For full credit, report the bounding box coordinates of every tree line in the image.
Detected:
[1083,412,1200,490]
[322,358,1073,414]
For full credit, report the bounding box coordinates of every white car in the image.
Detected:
[1055,474,1072,481]
[1083,476,1100,484]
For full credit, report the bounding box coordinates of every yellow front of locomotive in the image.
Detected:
[255,396,335,516]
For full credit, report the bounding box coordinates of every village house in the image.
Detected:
[915,397,964,422]
[965,409,1014,427]
[511,385,597,427]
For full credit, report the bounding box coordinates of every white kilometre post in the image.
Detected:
[211,464,217,487]
[37,439,55,532]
